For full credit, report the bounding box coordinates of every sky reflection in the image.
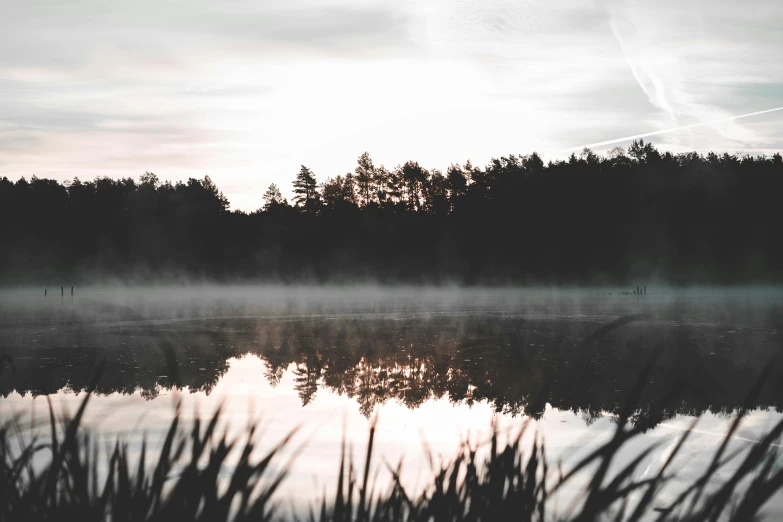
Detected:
[4,354,783,517]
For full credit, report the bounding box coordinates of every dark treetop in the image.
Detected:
[1,141,782,284]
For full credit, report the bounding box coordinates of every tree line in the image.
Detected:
[1,140,782,284]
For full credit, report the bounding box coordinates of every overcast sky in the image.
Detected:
[1,0,781,211]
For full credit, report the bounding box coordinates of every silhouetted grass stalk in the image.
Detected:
[2,364,783,521]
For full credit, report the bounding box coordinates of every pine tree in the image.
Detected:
[201,175,229,212]
[355,152,375,206]
[342,173,357,204]
[292,165,318,210]
[262,183,283,210]
[374,165,390,204]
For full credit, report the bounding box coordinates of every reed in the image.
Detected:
[1,364,782,521]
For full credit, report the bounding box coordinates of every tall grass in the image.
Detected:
[2,362,783,521]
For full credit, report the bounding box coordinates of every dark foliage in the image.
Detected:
[1,142,782,284]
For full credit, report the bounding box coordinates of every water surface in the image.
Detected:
[1,286,782,515]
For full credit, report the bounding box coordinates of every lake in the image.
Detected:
[1,286,782,516]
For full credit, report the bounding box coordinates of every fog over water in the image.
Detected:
[1,285,782,515]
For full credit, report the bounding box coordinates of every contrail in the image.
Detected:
[565,106,783,152]
[657,422,783,449]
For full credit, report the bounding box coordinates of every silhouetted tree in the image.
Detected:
[446,164,467,211]
[292,165,319,210]
[263,183,283,210]
[342,173,358,204]
[1,141,782,284]
[628,139,660,163]
[423,168,449,216]
[139,172,160,188]
[374,165,390,204]
[387,166,403,205]
[355,152,375,206]
[321,176,347,209]
[401,160,428,211]
[202,175,230,213]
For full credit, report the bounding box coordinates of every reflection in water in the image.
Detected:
[1,289,781,428]
[1,288,783,514]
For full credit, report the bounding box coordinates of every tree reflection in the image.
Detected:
[1,313,781,428]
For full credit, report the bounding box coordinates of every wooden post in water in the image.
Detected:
[45,288,47,298]
[61,286,63,297]
[71,286,73,296]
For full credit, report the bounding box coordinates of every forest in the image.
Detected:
[1,140,782,284]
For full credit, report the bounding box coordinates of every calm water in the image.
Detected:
[1,286,782,515]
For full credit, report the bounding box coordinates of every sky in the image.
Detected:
[1,0,782,211]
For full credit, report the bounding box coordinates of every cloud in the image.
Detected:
[607,8,677,121]
[1,0,781,209]
[599,0,783,150]
[0,0,417,72]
